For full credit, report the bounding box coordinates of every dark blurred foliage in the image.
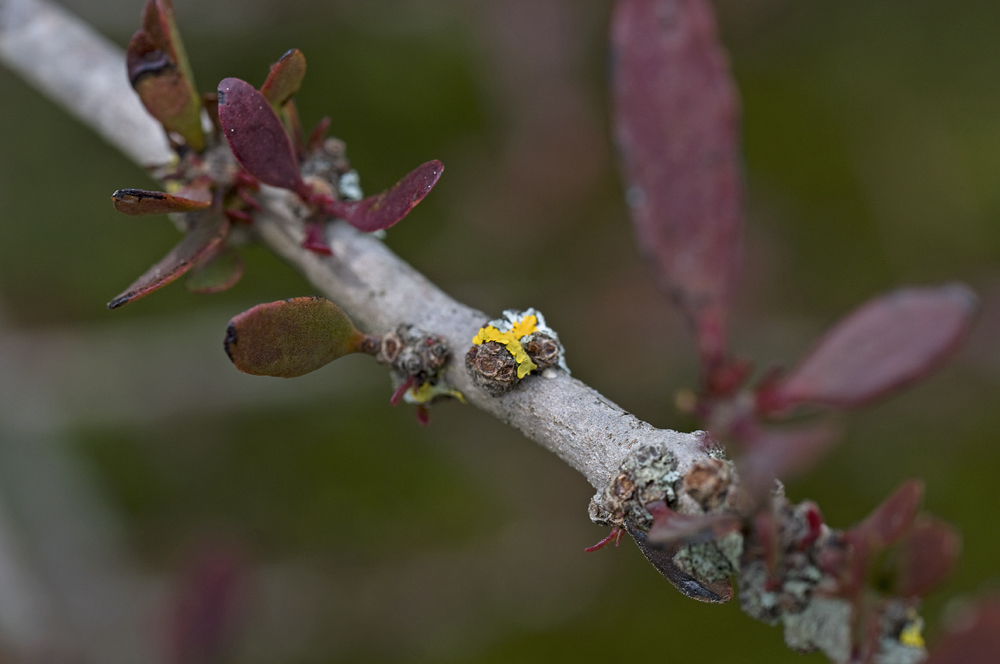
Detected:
[1,0,999,661]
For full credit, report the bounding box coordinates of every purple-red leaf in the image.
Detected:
[112,188,211,215]
[224,297,364,378]
[646,501,740,546]
[217,77,304,192]
[624,520,733,604]
[611,0,743,370]
[260,49,307,109]
[108,212,229,309]
[926,596,1000,664]
[759,284,977,412]
[186,247,244,294]
[895,516,960,598]
[330,160,444,233]
[738,423,840,495]
[858,479,924,550]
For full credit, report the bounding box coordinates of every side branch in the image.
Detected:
[0,0,708,493]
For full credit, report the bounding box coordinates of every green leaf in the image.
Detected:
[224,297,365,377]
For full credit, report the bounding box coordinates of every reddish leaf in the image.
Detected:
[623,520,733,604]
[611,0,743,369]
[132,0,204,151]
[112,188,211,215]
[326,160,444,233]
[224,297,364,378]
[260,49,307,109]
[126,30,203,151]
[645,500,740,546]
[926,596,1000,664]
[759,285,977,412]
[186,247,244,294]
[895,517,960,598]
[108,212,229,309]
[738,423,840,495]
[858,479,924,550]
[217,78,304,192]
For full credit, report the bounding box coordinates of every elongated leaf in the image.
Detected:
[646,501,740,546]
[217,78,304,192]
[224,297,364,377]
[624,520,733,604]
[260,49,307,109]
[186,247,244,293]
[113,188,211,215]
[857,479,923,550]
[895,517,960,598]
[132,0,204,151]
[108,212,229,309]
[737,423,840,495]
[759,285,977,412]
[331,160,444,232]
[926,596,1000,664]
[611,0,743,368]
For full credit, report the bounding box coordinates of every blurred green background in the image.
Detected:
[1,0,999,661]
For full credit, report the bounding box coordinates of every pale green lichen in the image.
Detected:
[674,539,738,583]
[404,377,466,405]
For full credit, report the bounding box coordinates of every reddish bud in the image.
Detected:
[108,212,229,309]
[895,517,961,598]
[225,297,365,378]
[611,0,743,369]
[302,221,332,255]
[217,78,304,192]
[759,285,977,412]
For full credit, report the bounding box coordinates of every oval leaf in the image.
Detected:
[895,517,960,598]
[623,520,733,604]
[108,212,229,309]
[333,160,444,233]
[762,284,977,411]
[224,297,364,378]
[858,479,923,550]
[186,247,244,294]
[113,188,211,215]
[217,77,303,191]
[926,596,1000,664]
[611,0,744,368]
[260,49,307,109]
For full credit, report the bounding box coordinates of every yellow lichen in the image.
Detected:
[407,381,466,405]
[899,614,925,649]
[472,314,540,379]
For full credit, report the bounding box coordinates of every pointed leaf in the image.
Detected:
[738,423,840,495]
[611,0,743,368]
[336,160,444,232]
[645,501,740,546]
[186,247,244,294]
[224,297,364,378]
[895,517,960,598]
[624,520,733,603]
[113,188,211,215]
[760,285,977,411]
[142,0,199,102]
[260,49,307,109]
[108,212,229,309]
[217,78,304,191]
[926,596,1000,664]
[858,479,924,550]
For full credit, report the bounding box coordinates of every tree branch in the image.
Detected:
[0,0,708,494]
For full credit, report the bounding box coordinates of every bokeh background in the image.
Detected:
[1,0,999,661]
